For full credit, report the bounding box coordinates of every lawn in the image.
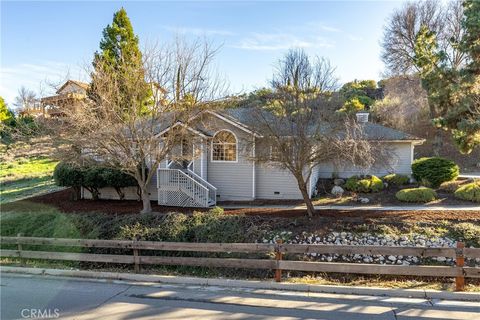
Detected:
[0,156,61,204]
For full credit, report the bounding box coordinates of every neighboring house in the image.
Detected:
[83,107,424,207]
[40,80,89,117]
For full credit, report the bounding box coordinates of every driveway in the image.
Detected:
[1,274,479,319]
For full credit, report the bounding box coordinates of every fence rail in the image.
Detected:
[1,236,479,291]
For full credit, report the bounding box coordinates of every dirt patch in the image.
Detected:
[16,189,480,224]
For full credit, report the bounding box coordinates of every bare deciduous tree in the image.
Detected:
[60,38,224,214]
[248,49,386,217]
[381,0,465,75]
[14,86,37,112]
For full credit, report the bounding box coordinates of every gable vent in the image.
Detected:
[356,112,369,123]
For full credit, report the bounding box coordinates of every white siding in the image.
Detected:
[309,164,321,197]
[82,172,158,201]
[206,118,254,201]
[316,142,413,179]
[256,164,303,199]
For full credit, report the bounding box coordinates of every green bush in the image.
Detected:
[383,173,409,186]
[54,163,138,200]
[101,168,138,200]
[344,175,383,193]
[395,187,437,203]
[83,167,108,200]
[454,181,480,203]
[412,157,459,188]
[116,207,259,243]
[53,162,84,200]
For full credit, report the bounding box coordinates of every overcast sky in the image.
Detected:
[1,0,407,108]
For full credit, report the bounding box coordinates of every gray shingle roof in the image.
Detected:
[218,107,423,141]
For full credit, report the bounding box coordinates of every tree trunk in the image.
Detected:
[85,187,99,200]
[432,129,443,156]
[139,186,152,214]
[114,187,125,200]
[297,179,315,217]
[71,186,81,201]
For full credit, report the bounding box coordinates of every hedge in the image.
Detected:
[412,157,459,188]
[344,175,383,193]
[395,187,437,203]
[454,181,480,203]
[53,162,138,200]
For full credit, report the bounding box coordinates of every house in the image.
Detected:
[82,107,424,207]
[40,80,89,117]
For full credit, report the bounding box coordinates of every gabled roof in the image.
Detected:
[218,107,423,142]
[56,80,89,94]
[152,106,423,143]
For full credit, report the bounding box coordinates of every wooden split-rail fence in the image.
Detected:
[1,236,480,291]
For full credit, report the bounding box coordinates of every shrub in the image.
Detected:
[449,222,480,247]
[395,187,437,203]
[53,162,84,200]
[454,181,480,203]
[383,173,409,186]
[101,168,138,200]
[438,180,465,193]
[83,167,109,200]
[344,175,383,193]
[412,157,459,188]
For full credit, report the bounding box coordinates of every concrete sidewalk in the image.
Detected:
[222,204,480,211]
[2,266,479,302]
[4,273,480,320]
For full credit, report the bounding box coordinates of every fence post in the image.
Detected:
[274,239,283,282]
[133,236,140,273]
[16,233,24,266]
[455,241,465,292]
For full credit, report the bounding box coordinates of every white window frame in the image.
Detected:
[211,129,238,163]
[269,145,281,161]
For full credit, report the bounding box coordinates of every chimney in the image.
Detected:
[356,112,369,123]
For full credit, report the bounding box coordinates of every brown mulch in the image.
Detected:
[22,189,209,215]
[11,189,480,223]
[225,207,480,222]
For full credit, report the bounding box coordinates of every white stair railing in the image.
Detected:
[158,169,209,207]
[185,169,217,205]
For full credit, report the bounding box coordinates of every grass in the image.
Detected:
[312,195,354,205]
[0,156,61,203]
[1,197,479,292]
[286,276,480,292]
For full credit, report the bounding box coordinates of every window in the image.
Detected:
[212,130,237,162]
[270,145,281,161]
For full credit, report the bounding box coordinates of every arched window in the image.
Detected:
[212,130,237,162]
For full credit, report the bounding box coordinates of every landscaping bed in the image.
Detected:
[6,188,480,222]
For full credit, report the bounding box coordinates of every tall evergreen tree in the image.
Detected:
[413,0,480,154]
[89,8,151,115]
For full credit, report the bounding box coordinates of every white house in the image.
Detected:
[83,107,424,207]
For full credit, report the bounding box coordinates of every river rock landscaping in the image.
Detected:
[263,230,480,267]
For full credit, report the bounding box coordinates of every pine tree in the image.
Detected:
[89,8,151,115]
[413,1,480,154]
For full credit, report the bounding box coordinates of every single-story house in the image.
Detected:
[83,108,424,207]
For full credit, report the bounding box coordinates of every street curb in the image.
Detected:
[2,266,479,301]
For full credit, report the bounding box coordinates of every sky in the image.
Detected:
[1,0,406,108]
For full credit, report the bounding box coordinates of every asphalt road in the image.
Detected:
[1,274,479,320]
